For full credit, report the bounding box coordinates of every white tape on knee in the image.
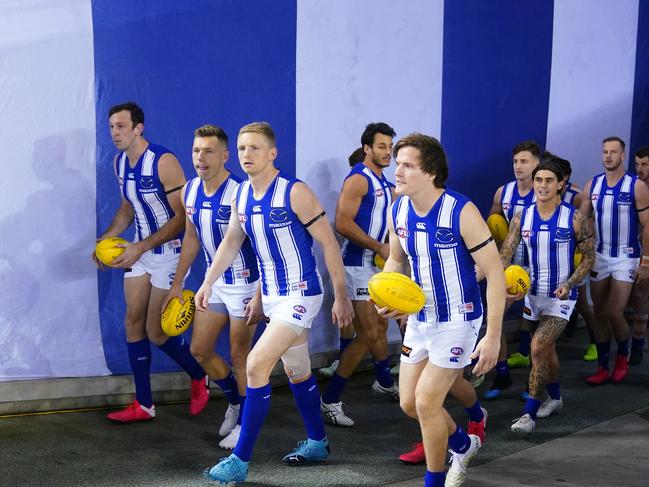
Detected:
[281,341,311,380]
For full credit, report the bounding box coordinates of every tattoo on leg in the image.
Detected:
[529,316,567,398]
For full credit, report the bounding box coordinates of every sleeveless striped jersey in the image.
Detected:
[340,163,393,266]
[116,143,181,255]
[393,190,482,323]
[500,180,535,266]
[184,175,259,285]
[562,182,580,206]
[589,173,640,258]
[520,203,577,300]
[236,173,322,297]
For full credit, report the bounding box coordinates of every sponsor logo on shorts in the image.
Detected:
[186,206,197,215]
[397,227,410,238]
[630,269,636,278]
[293,305,306,314]
[450,356,460,363]
[203,201,212,208]
[560,304,570,310]
[168,273,175,286]
[450,347,464,356]
[458,302,474,314]
[356,288,369,296]
[523,306,532,315]
[292,313,302,321]
[401,345,412,357]
[561,310,568,315]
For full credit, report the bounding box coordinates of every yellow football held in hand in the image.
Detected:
[374,253,386,270]
[487,214,509,244]
[95,237,129,266]
[161,290,196,336]
[504,265,531,295]
[368,272,426,315]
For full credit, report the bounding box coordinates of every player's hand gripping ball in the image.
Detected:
[504,265,531,295]
[373,253,386,270]
[368,272,425,314]
[95,237,129,266]
[161,290,196,336]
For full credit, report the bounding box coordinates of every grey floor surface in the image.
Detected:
[2,330,649,487]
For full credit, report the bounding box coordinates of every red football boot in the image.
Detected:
[611,355,629,383]
[107,400,155,423]
[586,367,610,386]
[189,377,210,416]
[399,442,425,465]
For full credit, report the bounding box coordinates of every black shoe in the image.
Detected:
[629,348,644,366]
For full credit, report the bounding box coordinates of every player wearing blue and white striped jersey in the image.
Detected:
[163,125,261,450]
[485,141,540,399]
[321,123,399,428]
[95,102,207,424]
[378,133,505,487]
[196,122,353,483]
[580,137,649,386]
[500,161,594,434]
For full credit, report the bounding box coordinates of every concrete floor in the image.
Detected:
[2,330,649,487]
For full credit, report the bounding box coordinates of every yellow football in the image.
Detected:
[574,249,582,268]
[374,253,386,270]
[487,214,509,244]
[504,265,531,295]
[95,237,129,266]
[368,272,426,314]
[161,290,196,336]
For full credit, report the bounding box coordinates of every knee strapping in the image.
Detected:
[281,342,311,381]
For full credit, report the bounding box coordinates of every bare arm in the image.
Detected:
[635,180,649,281]
[555,211,595,299]
[335,174,389,259]
[382,210,409,275]
[460,202,505,376]
[196,199,248,310]
[293,182,354,328]
[499,212,522,269]
[163,184,201,309]
[578,179,594,219]
[488,186,504,216]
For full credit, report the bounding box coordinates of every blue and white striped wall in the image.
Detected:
[0,0,647,380]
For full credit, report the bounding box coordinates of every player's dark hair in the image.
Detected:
[194,124,229,146]
[393,133,448,188]
[512,140,541,159]
[602,136,626,151]
[108,102,144,127]
[361,122,396,148]
[348,147,365,166]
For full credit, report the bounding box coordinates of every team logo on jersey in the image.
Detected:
[555,228,572,241]
[141,177,154,188]
[416,222,426,230]
[293,305,306,314]
[450,347,464,356]
[374,188,385,197]
[253,205,262,212]
[522,229,534,238]
[396,227,410,238]
[239,215,248,223]
[186,206,197,215]
[401,345,412,357]
[270,208,289,223]
[217,206,231,220]
[619,192,632,203]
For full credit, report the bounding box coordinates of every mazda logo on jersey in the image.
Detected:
[619,192,632,203]
[217,206,231,220]
[270,208,289,222]
[435,228,454,243]
[555,228,571,240]
[141,177,153,188]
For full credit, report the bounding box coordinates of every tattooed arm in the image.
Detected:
[499,212,522,269]
[555,211,595,299]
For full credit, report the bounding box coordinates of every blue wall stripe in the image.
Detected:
[92,0,297,373]
[630,1,649,159]
[440,1,555,215]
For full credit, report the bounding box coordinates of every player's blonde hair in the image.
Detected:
[238,122,276,147]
